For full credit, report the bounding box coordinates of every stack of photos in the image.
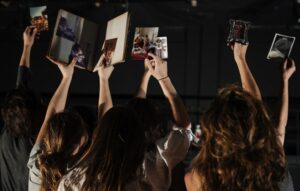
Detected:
[48,9,99,72]
[227,19,251,45]
[154,37,168,59]
[93,38,118,72]
[267,33,296,59]
[131,27,159,59]
[29,6,48,32]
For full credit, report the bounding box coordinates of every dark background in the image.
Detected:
[0,0,300,189]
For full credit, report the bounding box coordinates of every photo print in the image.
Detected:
[267,33,296,59]
[29,6,48,32]
[154,37,168,59]
[227,19,251,45]
[93,38,118,72]
[131,27,159,59]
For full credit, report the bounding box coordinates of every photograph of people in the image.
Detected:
[68,42,86,68]
[131,27,158,59]
[30,6,48,32]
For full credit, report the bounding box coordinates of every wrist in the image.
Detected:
[157,76,169,81]
[234,55,246,63]
[23,44,32,49]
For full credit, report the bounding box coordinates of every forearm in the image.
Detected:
[136,72,151,98]
[35,76,72,143]
[159,77,190,128]
[278,79,289,145]
[98,78,112,118]
[19,45,32,68]
[235,58,262,100]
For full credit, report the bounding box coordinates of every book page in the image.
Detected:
[105,12,129,65]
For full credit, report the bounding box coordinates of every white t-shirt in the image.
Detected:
[58,125,192,191]
[27,143,42,191]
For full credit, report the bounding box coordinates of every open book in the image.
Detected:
[48,9,100,72]
[48,10,130,72]
[92,11,130,71]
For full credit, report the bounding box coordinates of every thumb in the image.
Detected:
[145,59,154,74]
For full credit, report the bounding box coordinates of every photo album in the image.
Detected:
[267,33,296,60]
[131,27,168,60]
[29,5,49,32]
[48,10,130,72]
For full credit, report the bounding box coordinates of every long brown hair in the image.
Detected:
[192,85,285,191]
[81,106,146,191]
[38,111,90,191]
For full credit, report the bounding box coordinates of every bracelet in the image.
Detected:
[158,76,169,81]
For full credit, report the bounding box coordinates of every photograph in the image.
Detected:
[56,15,80,41]
[154,37,168,59]
[68,42,86,68]
[227,19,250,45]
[131,27,159,59]
[29,6,48,32]
[267,33,295,59]
[93,38,118,72]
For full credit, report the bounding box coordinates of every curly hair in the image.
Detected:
[37,111,90,191]
[1,87,44,137]
[191,85,285,191]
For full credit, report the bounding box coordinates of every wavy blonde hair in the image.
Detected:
[192,85,285,191]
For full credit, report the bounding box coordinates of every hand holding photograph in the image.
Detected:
[267,33,296,60]
[93,38,118,72]
[29,6,48,32]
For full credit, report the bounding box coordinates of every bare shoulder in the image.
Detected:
[184,170,203,191]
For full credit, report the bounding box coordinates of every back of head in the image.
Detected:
[128,98,167,151]
[82,106,146,191]
[38,110,90,191]
[1,87,44,137]
[192,85,285,191]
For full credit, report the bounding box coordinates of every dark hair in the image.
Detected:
[128,98,168,151]
[38,111,90,191]
[81,106,146,191]
[1,87,44,137]
[191,85,285,191]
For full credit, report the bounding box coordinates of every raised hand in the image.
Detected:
[23,26,38,47]
[46,56,77,78]
[231,43,248,62]
[282,59,296,82]
[145,53,168,81]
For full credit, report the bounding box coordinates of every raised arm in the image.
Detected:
[278,59,296,146]
[232,43,262,100]
[35,58,77,144]
[97,57,114,119]
[19,26,37,68]
[145,53,191,128]
[136,60,152,98]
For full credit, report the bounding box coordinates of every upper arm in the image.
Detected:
[157,127,192,169]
